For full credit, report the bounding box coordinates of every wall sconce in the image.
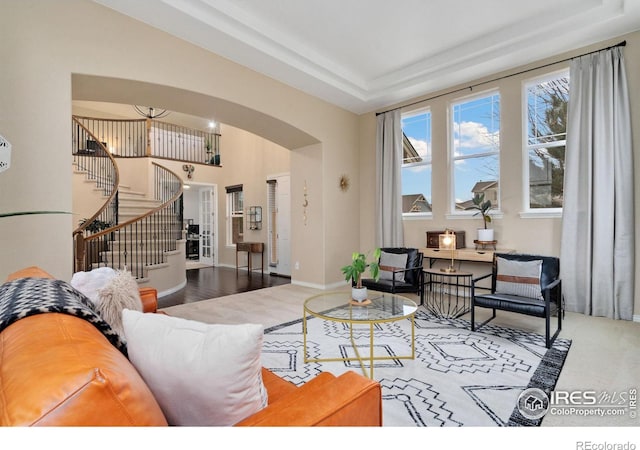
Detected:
[182,164,195,179]
[438,229,457,273]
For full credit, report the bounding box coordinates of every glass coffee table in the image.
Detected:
[303,291,417,379]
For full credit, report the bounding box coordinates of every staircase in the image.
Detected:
[72,126,185,295]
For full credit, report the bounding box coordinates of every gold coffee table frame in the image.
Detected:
[303,291,417,379]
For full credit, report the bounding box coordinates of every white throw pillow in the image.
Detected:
[122,310,268,426]
[70,267,116,306]
[379,251,408,282]
[495,257,544,300]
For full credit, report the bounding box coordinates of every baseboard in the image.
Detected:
[157,279,187,298]
[291,279,347,291]
[633,315,640,323]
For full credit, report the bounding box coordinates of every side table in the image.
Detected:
[236,242,265,274]
[423,269,472,318]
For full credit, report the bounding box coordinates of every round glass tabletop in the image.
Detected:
[304,290,417,323]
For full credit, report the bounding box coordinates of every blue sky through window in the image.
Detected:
[452,92,500,205]
[401,111,432,205]
[401,92,500,210]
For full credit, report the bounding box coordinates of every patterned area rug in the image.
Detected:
[262,307,571,426]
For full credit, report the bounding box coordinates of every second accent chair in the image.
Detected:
[470,253,563,348]
[360,248,424,304]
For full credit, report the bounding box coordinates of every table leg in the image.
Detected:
[303,312,308,363]
[369,321,374,379]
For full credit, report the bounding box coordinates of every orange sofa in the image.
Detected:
[0,267,382,426]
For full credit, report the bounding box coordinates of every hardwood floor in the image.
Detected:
[157,266,291,309]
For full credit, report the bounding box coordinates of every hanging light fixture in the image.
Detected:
[132,105,171,119]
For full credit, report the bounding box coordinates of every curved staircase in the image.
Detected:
[72,117,186,293]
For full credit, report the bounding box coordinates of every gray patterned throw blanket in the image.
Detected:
[0,277,127,355]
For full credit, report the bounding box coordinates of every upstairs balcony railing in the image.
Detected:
[72,115,221,165]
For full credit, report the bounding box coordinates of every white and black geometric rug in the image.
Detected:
[262,308,571,427]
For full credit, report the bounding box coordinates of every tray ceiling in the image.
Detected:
[94,0,640,114]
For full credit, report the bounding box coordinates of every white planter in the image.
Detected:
[477,228,494,242]
[351,287,368,302]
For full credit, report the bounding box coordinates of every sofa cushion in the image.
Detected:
[495,257,543,300]
[378,251,408,282]
[122,310,268,426]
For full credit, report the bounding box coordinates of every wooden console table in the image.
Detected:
[236,242,265,274]
[420,247,514,267]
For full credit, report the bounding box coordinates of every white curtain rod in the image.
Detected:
[375,40,626,116]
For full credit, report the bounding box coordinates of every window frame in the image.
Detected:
[447,89,501,218]
[401,107,433,220]
[520,69,569,218]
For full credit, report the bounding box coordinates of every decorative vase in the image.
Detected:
[351,287,368,302]
[477,228,494,242]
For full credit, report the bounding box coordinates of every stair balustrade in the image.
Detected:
[73,115,220,165]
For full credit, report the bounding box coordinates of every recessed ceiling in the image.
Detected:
[93,0,640,114]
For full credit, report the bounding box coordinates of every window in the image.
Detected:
[450,90,500,213]
[226,184,243,245]
[524,70,569,211]
[401,109,432,216]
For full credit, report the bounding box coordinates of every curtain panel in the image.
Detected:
[561,47,635,320]
[375,111,404,247]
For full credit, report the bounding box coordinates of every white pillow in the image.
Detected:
[70,267,116,305]
[122,310,268,426]
[495,257,544,300]
[379,251,408,282]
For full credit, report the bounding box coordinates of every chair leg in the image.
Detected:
[471,304,475,331]
[473,307,496,331]
[545,306,563,349]
[545,311,551,349]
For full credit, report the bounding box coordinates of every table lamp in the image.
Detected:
[438,229,457,273]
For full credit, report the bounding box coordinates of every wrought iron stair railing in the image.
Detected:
[72,115,220,165]
[72,117,119,271]
[76,162,183,279]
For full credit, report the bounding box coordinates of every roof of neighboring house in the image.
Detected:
[471,180,498,193]
[402,194,431,213]
[403,133,422,164]
[456,200,475,210]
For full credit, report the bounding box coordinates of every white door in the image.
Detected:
[267,175,290,276]
[198,186,215,266]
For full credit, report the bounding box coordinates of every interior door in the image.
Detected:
[198,186,215,266]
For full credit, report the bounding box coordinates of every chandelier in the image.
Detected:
[132,105,171,119]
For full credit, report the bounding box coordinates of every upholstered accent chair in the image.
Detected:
[360,248,424,304]
[470,253,563,348]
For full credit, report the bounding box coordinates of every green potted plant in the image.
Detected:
[79,218,112,233]
[470,193,494,241]
[341,248,381,302]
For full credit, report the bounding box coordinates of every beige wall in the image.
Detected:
[0,0,359,286]
[358,32,640,317]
